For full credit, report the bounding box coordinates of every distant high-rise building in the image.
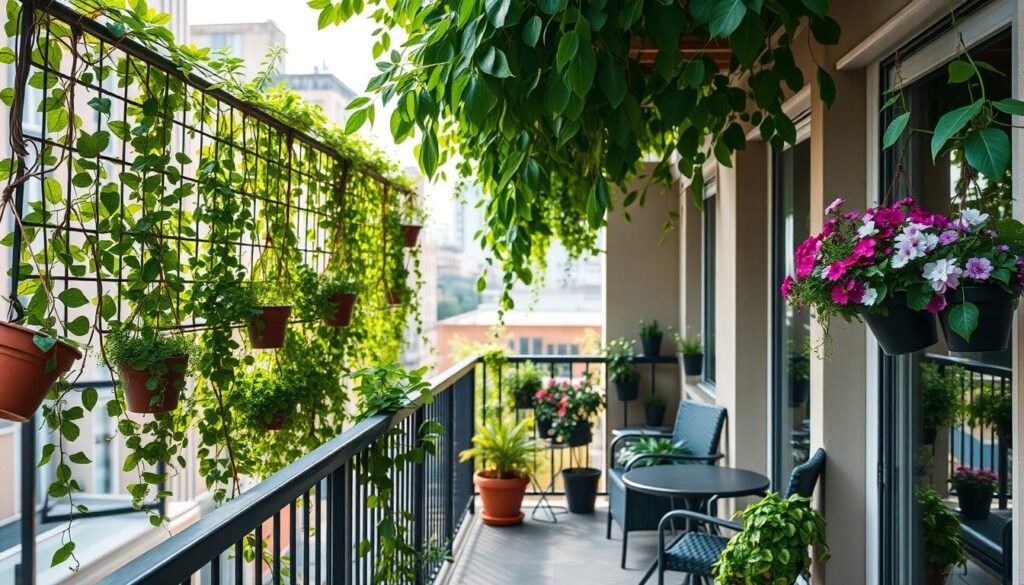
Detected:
[190,21,286,75]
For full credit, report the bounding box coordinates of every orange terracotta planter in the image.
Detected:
[400,224,422,247]
[0,322,82,422]
[386,289,403,306]
[248,306,292,349]
[324,293,357,327]
[121,355,188,414]
[474,471,529,526]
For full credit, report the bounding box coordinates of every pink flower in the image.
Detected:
[536,389,547,400]
[831,279,865,305]
[795,236,823,279]
[824,197,845,215]
[995,244,1010,253]
[874,207,906,228]
[926,295,947,314]
[557,407,566,417]
[781,276,794,299]
[824,261,848,281]
[938,230,958,245]
[853,238,877,261]
[965,257,993,280]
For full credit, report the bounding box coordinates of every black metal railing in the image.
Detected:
[926,354,1012,509]
[98,357,477,585]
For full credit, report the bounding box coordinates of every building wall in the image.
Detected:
[190,21,285,75]
[435,323,600,370]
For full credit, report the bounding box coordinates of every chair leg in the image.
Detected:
[620,529,629,569]
[606,511,612,539]
[656,562,664,585]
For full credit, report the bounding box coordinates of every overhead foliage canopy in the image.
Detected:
[314,0,839,309]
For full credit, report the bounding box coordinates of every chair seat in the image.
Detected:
[664,532,729,576]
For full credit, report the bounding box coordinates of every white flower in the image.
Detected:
[857,219,876,238]
[861,286,878,306]
[922,258,962,294]
[891,246,913,268]
[959,208,989,228]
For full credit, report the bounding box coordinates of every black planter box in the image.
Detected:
[615,377,639,401]
[562,467,601,513]
[681,353,703,376]
[640,333,663,357]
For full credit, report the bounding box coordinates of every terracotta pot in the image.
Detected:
[121,355,188,414]
[474,471,529,526]
[247,306,292,349]
[324,293,357,327]
[400,224,422,248]
[261,411,286,431]
[386,289,403,306]
[0,322,82,422]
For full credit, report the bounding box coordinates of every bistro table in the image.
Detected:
[622,465,771,584]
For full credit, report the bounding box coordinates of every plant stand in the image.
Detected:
[530,441,572,523]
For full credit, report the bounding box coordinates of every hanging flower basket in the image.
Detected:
[939,283,1020,352]
[0,322,82,423]
[247,306,292,349]
[324,292,358,327]
[400,224,422,247]
[857,293,937,356]
[121,355,189,414]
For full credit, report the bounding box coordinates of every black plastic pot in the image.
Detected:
[956,485,994,520]
[789,379,809,407]
[644,404,665,427]
[939,284,1020,352]
[514,392,534,409]
[681,353,703,376]
[566,421,592,447]
[923,427,938,445]
[536,417,553,440]
[858,293,937,356]
[640,333,663,357]
[614,377,639,401]
[562,467,601,513]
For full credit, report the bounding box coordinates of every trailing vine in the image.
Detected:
[0,0,424,570]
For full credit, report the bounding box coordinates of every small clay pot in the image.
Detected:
[261,411,286,431]
[386,289,403,306]
[121,355,188,414]
[0,322,82,422]
[400,224,422,248]
[248,306,292,349]
[324,293,358,327]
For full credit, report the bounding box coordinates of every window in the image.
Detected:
[532,337,543,355]
[570,344,579,355]
[546,344,554,355]
[519,337,529,355]
[557,344,567,355]
[702,178,717,385]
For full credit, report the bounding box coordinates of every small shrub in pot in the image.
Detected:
[920,362,961,444]
[673,329,704,377]
[0,323,82,422]
[918,486,965,584]
[638,319,663,357]
[508,364,542,409]
[243,283,292,348]
[643,394,666,427]
[318,277,359,327]
[615,437,689,468]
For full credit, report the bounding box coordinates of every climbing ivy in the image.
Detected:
[0,0,424,570]
[313,0,840,310]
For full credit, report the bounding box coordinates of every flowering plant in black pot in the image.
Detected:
[673,329,704,376]
[951,466,997,520]
[605,337,638,401]
[638,319,663,357]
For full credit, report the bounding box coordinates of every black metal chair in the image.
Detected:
[606,400,727,568]
[655,448,827,585]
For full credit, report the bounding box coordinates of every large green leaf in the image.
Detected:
[964,128,1010,181]
[522,16,541,47]
[929,100,982,161]
[992,97,1024,116]
[598,57,627,108]
[484,0,511,27]
[75,130,109,158]
[947,60,975,83]
[420,130,439,177]
[730,11,764,68]
[881,112,909,149]
[477,46,513,78]
[708,0,746,38]
[464,76,497,125]
[947,301,979,342]
[556,31,579,69]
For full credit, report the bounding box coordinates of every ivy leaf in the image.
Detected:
[585,178,609,228]
[58,288,89,308]
[464,76,497,125]
[708,0,746,38]
[81,387,98,411]
[948,301,979,342]
[87,97,111,115]
[344,107,370,134]
[39,444,55,467]
[51,542,75,567]
[522,16,542,47]
[810,16,840,45]
[801,0,827,17]
[538,0,567,14]
[567,45,597,97]
[142,258,162,282]
[730,11,764,68]
[43,177,62,204]
[598,57,627,108]
[881,112,909,149]
[930,100,982,160]
[947,60,975,84]
[682,59,705,88]
[69,451,92,465]
[75,130,110,158]
[477,46,512,78]
[67,315,90,336]
[556,31,579,69]
[964,128,1010,181]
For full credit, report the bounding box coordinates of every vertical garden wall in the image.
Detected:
[0,0,422,569]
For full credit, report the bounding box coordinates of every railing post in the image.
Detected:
[413,407,426,585]
[328,466,347,585]
[445,381,456,551]
[998,441,1008,509]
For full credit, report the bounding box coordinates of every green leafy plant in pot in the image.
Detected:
[106,327,193,414]
[386,264,410,306]
[963,383,1012,443]
[459,417,539,526]
[0,322,83,422]
[920,362,962,445]
[605,337,638,401]
[508,363,542,410]
[951,466,997,520]
[615,437,689,468]
[638,319,663,357]
[230,370,301,431]
[243,283,292,349]
[643,394,666,427]
[318,276,360,327]
[917,486,965,585]
[713,493,830,584]
[673,329,704,377]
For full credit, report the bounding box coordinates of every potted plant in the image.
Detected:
[508,364,541,410]
[230,370,300,431]
[319,276,359,327]
[107,328,192,414]
[789,343,810,407]
[644,394,666,427]
[964,384,1012,442]
[398,193,425,248]
[713,493,830,584]
[458,418,539,526]
[387,264,409,306]
[605,337,639,401]
[673,329,704,376]
[244,283,292,349]
[917,486,965,585]
[921,362,962,444]
[615,437,689,468]
[0,322,83,422]
[554,373,604,513]
[951,466,997,520]
[638,319,663,357]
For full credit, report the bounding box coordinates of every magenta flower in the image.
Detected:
[795,236,823,279]
[824,197,845,215]
[925,295,947,314]
[831,279,865,305]
[965,257,993,280]
[853,237,877,260]
[781,276,794,299]
[824,261,848,281]
[873,207,906,228]
[938,230,958,245]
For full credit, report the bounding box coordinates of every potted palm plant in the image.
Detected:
[638,319,663,357]
[673,329,703,376]
[508,364,541,409]
[605,337,639,401]
[244,283,292,349]
[0,323,82,422]
[921,362,962,444]
[951,466,997,520]
[918,486,965,585]
[644,394,666,427]
[230,370,301,431]
[459,418,539,526]
[107,327,192,414]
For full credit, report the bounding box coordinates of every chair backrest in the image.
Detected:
[784,448,826,499]
[670,400,727,459]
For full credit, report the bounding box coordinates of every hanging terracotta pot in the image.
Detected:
[260,411,287,431]
[939,284,1019,352]
[386,289,403,306]
[400,224,422,248]
[857,293,937,356]
[0,322,82,423]
[324,293,357,327]
[247,306,292,349]
[121,355,188,414]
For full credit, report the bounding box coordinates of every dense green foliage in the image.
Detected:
[920,362,962,438]
[963,382,1012,439]
[917,486,965,576]
[0,0,423,569]
[615,436,688,468]
[507,362,542,407]
[312,0,840,310]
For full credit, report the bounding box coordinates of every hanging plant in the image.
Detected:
[0,322,82,422]
[318,276,360,327]
[105,328,194,414]
[229,370,302,431]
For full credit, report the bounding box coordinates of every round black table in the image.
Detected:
[623,465,770,528]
